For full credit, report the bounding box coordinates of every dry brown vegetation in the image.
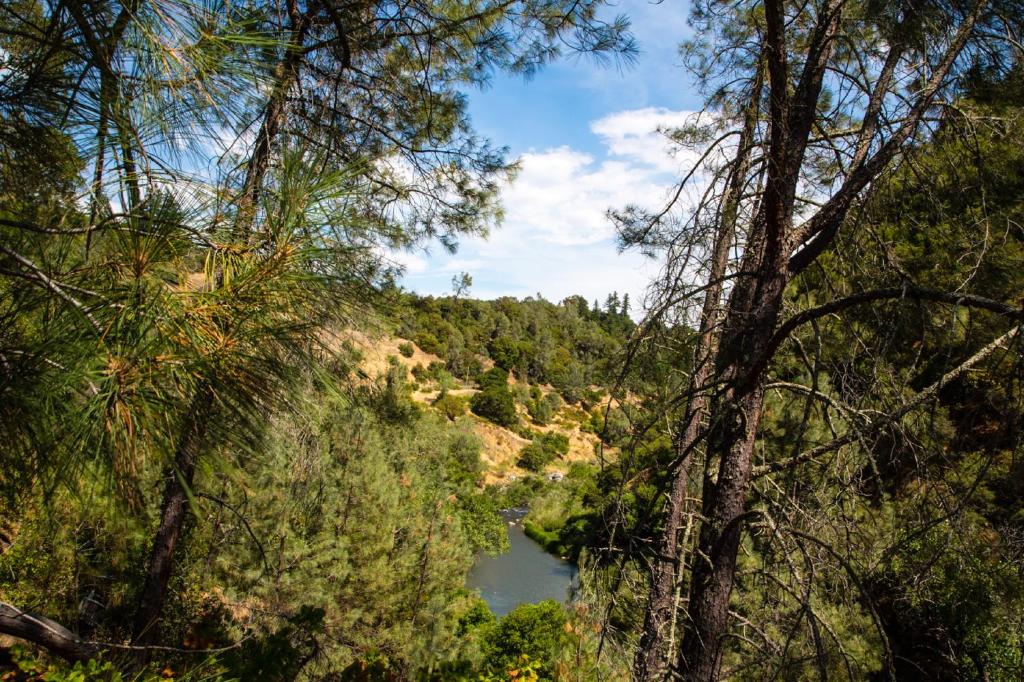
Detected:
[338,329,613,484]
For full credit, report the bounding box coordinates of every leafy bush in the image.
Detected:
[415,331,442,355]
[433,390,467,421]
[221,606,326,681]
[476,367,510,391]
[397,341,415,357]
[470,369,517,427]
[432,363,457,389]
[457,492,509,555]
[482,601,571,678]
[445,350,482,380]
[6,647,125,682]
[517,440,554,471]
[540,432,569,456]
[488,336,522,371]
[590,406,631,445]
[471,386,517,427]
[526,398,553,425]
[523,519,565,555]
[517,432,569,471]
[413,360,456,390]
[373,357,421,423]
[578,388,604,410]
[512,382,532,405]
[490,476,547,508]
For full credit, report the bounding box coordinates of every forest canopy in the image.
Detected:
[1,0,1023,680]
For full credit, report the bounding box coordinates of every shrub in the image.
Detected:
[413,361,455,389]
[488,336,521,371]
[471,386,517,427]
[397,341,415,357]
[526,392,554,425]
[446,351,482,380]
[539,431,569,456]
[476,367,509,391]
[512,382,531,404]
[374,357,420,423]
[579,387,603,410]
[482,601,571,678]
[428,362,456,390]
[591,406,631,445]
[433,390,467,421]
[517,432,569,471]
[415,331,442,355]
[544,391,563,413]
[517,440,554,471]
[523,519,564,555]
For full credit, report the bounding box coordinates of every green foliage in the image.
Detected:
[589,405,631,445]
[489,476,549,509]
[444,428,485,487]
[470,370,518,428]
[471,387,517,428]
[433,390,468,421]
[456,493,510,556]
[373,357,422,423]
[220,605,325,681]
[412,360,456,390]
[476,367,510,391]
[5,647,123,682]
[526,389,562,426]
[519,464,599,560]
[482,601,572,679]
[394,292,635,399]
[397,341,415,358]
[517,433,569,472]
[523,519,564,556]
[0,0,639,675]
[199,383,505,673]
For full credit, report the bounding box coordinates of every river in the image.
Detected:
[466,509,578,617]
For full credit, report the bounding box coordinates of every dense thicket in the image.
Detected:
[392,291,636,402]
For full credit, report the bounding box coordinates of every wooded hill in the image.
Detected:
[339,291,638,483]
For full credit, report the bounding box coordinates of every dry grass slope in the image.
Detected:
[336,329,613,485]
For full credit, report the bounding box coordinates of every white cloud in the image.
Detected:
[591,107,700,172]
[401,106,706,316]
[490,108,699,248]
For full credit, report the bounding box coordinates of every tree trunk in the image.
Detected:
[633,64,763,682]
[131,388,211,645]
[633,0,984,675]
[675,261,789,679]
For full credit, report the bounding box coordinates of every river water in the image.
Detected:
[466,509,577,617]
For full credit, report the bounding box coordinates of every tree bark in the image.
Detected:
[0,602,98,662]
[675,299,782,679]
[131,387,211,645]
[669,1,818,673]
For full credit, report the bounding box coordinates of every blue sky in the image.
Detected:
[398,1,703,315]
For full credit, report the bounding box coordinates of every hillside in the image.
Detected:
[339,327,617,485]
